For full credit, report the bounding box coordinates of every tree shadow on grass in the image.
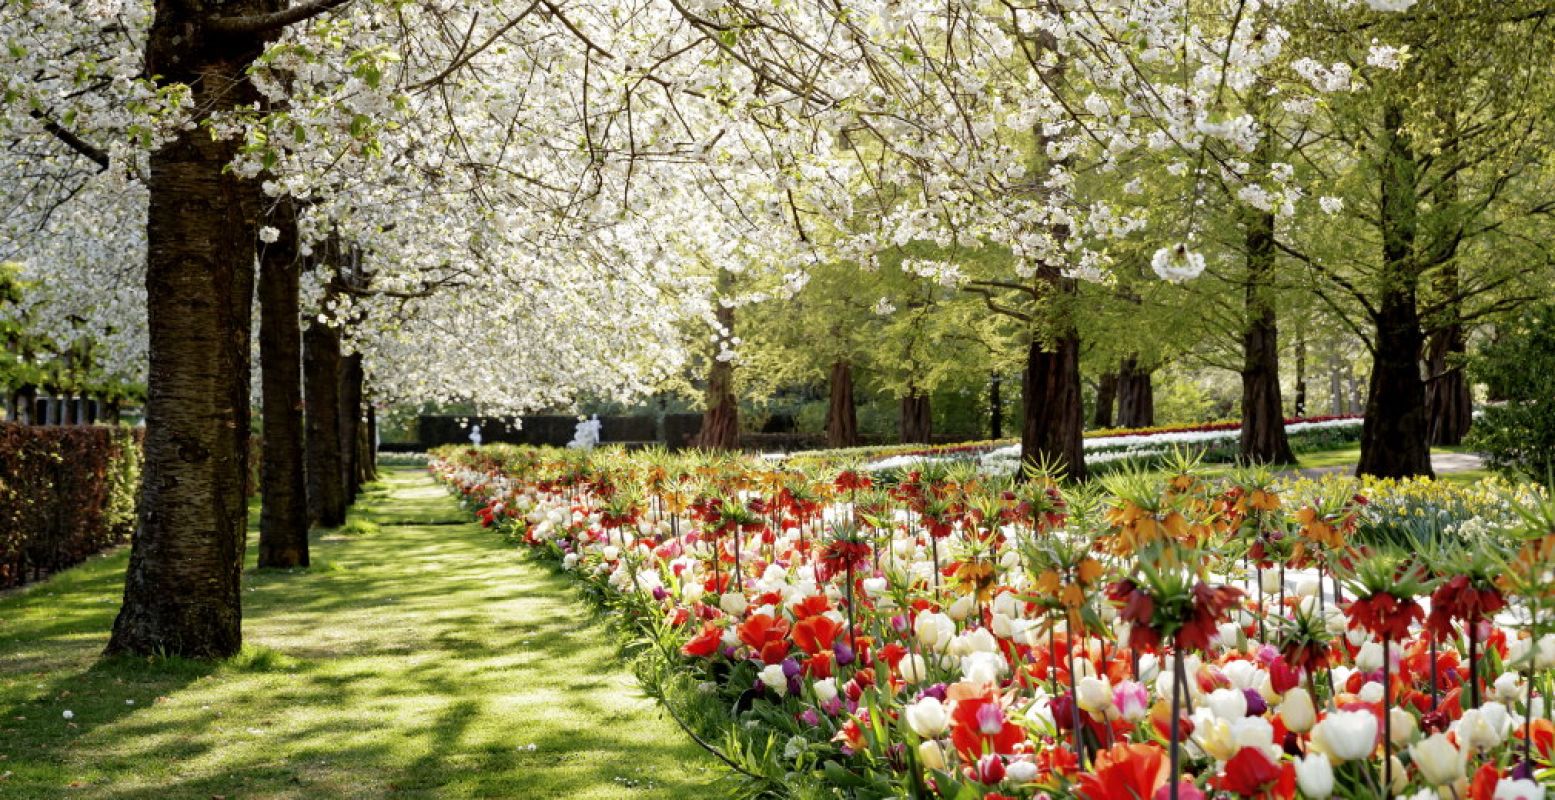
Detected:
[0,467,721,799]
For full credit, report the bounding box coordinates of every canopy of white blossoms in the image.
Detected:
[0,0,1419,410]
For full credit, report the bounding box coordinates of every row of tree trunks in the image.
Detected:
[824,359,858,448]
[899,392,932,444]
[107,4,267,658]
[257,200,310,569]
[1115,356,1154,429]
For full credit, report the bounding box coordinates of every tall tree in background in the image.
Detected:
[256,199,309,568]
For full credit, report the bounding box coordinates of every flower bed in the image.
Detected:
[433,444,1552,799]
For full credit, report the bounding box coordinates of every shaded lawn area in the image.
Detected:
[0,467,719,799]
[1291,444,1493,484]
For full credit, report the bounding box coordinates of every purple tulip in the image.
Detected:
[1242,688,1267,717]
[834,641,856,666]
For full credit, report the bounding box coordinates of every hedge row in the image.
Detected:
[0,423,142,590]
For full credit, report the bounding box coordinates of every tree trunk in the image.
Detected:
[1022,332,1086,481]
[1115,356,1155,429]
[105,397,120,424]
[339,352,364,502]
[823,360,858,448]
[1359,293,1433,477]
[1240,204,1296,465]
[989,373,1003,439]
[899,392,932,444]
[1425,264,1472,446]
[305,318,347,527]
[694,301,739,450]
[257,200,309,569]
[108,4,266,658]
[1294,334,1308,417]
[1358,102,1433,479]
[363,404,378,482]
[1092,372,1117,428]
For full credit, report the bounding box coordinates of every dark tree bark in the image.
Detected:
[363,404,378,482]
[1022,331,1087,481]
[694,301,739,450]
[824,360,858,448]
[1092,372,1117,428]
[1115,356,1155,429]
[339,352,364,502]
[305,317,346,527]
[1294,334,1308,417]
[1240,204,1296,465]
[899,391,932,444]
[1425,264,1473,446]
[107,2,271,659]
[104,397,120,424]
[1358,103,1433,479]
[989,373,1003,439]
[257,201,309,569]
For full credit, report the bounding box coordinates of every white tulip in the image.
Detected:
[1294,753,1333,798]
[1411,733,1465,785]
[1310,709,1376,762]
[904,697,949,738]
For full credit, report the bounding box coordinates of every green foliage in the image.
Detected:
[1467,305,1555,476]
[0,423,141,589]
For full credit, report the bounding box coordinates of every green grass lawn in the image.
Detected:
[0,467,719,799]
[1289,444,1494,484]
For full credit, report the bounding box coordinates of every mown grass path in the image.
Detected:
[0,467,718,799]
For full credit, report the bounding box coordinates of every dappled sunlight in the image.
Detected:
[0,467,719,799]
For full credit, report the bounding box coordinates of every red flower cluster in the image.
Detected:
[1425,576,1506,640]
[1107,580,1243,652]
[819,539,873,578]
[1346,592,1424,641]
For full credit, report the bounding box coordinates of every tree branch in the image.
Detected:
[206,0,355,35]
[29,110,108,170]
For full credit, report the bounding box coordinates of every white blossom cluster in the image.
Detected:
[0,0,1418,406]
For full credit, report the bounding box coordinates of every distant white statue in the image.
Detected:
[469,424,483,446]
[568,415,602,450]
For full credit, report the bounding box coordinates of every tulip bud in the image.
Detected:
[1390,706,1417,746]
[1076,676,1113,715]
[1294,753,1334,799]
[1411,733,1465,785]
[917,740,946,771]
[1279,687,1316,733]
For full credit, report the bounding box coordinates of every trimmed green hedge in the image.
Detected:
[0,423,142,589]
